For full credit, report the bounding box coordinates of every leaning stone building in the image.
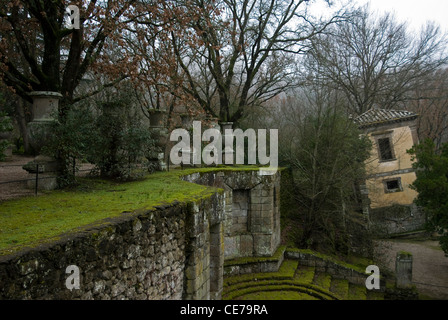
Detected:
[354,108,425,235]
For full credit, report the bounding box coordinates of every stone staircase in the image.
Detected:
[223,259,384,300]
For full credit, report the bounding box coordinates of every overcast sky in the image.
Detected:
[354,0,448,33]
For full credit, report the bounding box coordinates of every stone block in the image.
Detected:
[224,236,240,259]
[253,234,274,256]
[240,234,254,257]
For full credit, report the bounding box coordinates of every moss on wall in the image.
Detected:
[0,167,258,256]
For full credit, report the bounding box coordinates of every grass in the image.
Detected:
[223,259,343,301]
[286,247,373,274]
[224,245,286,267]
[0,166,260,256]
[223,249,387,301]
[240,289,320,300]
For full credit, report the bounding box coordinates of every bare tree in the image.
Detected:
[304,5,448,116]
[167,0,350,124]
[269,85,372,253]
[408,68,448,148]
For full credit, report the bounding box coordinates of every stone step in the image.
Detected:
[223,255,385,300]
[366,289,384,300]
[329,278,349,300]
[293,265,315,284]
[348,283,367,300]
[312,272,332,292]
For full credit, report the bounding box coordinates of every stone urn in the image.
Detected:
[28,91,62,121]
[23,91,62,190]
[219,122,233,132]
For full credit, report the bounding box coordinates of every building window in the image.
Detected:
[377,137,395,161]
[384,178,403,193]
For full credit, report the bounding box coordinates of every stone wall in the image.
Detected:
[369,203,425,236]
[0,192,225,300]
[182,170,281,260]
[0,169,280,300]
[285,249,385,290]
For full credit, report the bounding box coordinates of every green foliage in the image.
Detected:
[282,104,372,254]
[42,105,96,185]
[42,98,155,184]
[87,100,154,181]
[408,138,448,255]
[0,112,13,161]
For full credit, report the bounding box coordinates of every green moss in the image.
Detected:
[224,259,297,288]
[286,247,371,274]
[223,248,385,300]
[397,251,413,258]
[312,272,332,291]
[0,166,260,256]
[348,284,367,300]
[224,280,338,300]
[228,284,332,300]
[294,266,315,284]
[240,289,320,300]
[330,279,349,300]
[224,246,286,267]
[223,259,341,301]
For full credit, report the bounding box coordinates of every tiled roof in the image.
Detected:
[353,108,418,128]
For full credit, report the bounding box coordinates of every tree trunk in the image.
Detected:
[14,98,32,155]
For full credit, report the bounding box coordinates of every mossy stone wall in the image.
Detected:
[0,192,225,300]
[0,169,280,300]
[183,170,281,260]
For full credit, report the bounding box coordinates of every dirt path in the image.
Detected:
[375,239,448,300]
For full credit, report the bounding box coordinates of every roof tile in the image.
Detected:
[354,109,418,128]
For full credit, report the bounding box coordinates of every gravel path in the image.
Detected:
[0,154,36,201]
[375,239,448,300]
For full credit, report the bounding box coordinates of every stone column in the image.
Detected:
[148,110,168,171]
[23,91,62,190]
[396,251,413,289]
[178,113,196,168]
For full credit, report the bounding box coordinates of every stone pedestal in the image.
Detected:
[396,251,413,289]
[23,155,58,190]
[148,111,168,171]
[23,91,62,190]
